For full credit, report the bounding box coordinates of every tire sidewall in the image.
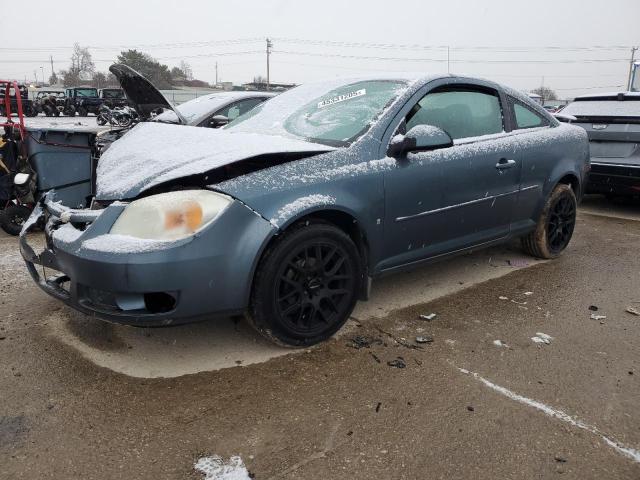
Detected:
[250,222,363,347]
[534,184,577,258]
[1,204,32,236]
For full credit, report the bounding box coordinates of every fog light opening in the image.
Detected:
[143,292,177,314]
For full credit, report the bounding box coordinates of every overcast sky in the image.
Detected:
[1,0,638,98]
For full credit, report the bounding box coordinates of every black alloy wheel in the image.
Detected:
[275,241,355,337]
[249,222,362,346]
[547,194,576,254]
[521,183,577,259]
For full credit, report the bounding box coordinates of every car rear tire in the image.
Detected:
[78,107,88,117]
[0,204,32,236]
[521,183,577,259]
[248,221,362,347]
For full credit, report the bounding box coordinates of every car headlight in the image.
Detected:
[110,190,232,240]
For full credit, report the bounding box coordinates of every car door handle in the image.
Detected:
[495,159,516,170]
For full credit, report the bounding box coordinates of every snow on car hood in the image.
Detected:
[95,122,335,200]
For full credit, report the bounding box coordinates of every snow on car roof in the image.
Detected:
[561,99,640,118]
[574,91,640,100]
[154,91,276,124]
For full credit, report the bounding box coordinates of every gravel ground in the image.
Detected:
[0,195,639,479]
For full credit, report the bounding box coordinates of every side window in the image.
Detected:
[512,100,550,129]
[406,88,504,140]
[217,98,265,121]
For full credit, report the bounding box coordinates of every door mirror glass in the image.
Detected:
[209,115,229,128]
[388,125,453,156]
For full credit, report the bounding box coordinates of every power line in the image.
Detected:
[0,38,263,52]
[272,37,632,52]
[273,50,628,64]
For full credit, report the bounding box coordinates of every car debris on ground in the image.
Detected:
[387,357,407,369]
[347,335,383,349]
[625,306,640,316]
[415,336,434,344]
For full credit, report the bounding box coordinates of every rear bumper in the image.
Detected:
[20,195,274,326]
[586,161,640,196]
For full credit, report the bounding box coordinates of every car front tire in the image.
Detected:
[521,183,577,259]
[248,221,362,347]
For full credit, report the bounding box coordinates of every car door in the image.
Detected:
[380,83,521,271]
[506,96,555,231]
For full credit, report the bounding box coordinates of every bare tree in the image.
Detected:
[60,43,95,86]
[179,61,193,81]
[531,86,558,103]
[253,75,267,84]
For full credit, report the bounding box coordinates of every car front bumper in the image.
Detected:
[586,161,640,196]
[20,194,275,326]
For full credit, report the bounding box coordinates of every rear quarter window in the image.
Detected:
[509,97,550,129]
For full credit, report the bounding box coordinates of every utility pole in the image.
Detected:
[447,46,450,74]
[50,55,55,79]
[266,38,273,91]
[627,46,638,91]
[215,61,218,87]
[40,66,44,86]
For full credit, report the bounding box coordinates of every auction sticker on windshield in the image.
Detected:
[318,89,366,109]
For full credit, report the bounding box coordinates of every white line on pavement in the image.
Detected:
[458,368,640,464]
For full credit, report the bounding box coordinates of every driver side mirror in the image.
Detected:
[388,125,453,157]
[209,115,229,128]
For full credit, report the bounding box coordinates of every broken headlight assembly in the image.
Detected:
[110,190,232,241]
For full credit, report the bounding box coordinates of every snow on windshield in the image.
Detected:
[562,100,640,118]
[226,78,410,145]
[154,94,229,124]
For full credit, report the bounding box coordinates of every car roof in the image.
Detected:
[574,91,640,101]
[154,91,276,125]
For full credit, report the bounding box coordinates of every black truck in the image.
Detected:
[98,88,129,108]
[63,87,103,116]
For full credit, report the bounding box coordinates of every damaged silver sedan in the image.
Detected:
[21,73,589,346]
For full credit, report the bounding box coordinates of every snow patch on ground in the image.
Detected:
[458,368,640,463]
[194,455,251,480]
[531,332,553,345]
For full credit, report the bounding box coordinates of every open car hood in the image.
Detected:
[109,64,187,123]
[95,122,335,200]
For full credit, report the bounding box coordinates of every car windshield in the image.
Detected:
[225,79,408,146]
[102,90,123,98]
[76,88,98,97]
[153,94,232,124]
